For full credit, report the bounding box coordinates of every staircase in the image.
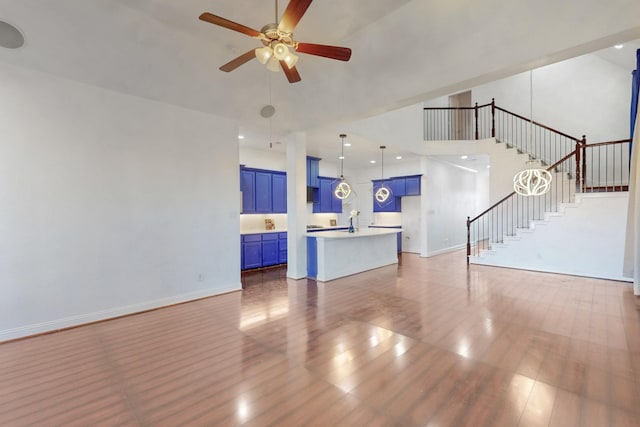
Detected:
[424,100,631,278]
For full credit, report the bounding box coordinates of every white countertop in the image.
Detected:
[307,228,402,239]
[241,229,286,235]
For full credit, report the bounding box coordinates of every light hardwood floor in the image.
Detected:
[1,251,639,426]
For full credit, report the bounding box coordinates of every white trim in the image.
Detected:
[423,243,467,257]
[0,284,242,342]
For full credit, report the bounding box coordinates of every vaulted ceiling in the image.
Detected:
[1,0,639,163]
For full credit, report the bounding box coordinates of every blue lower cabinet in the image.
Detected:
[261,233,279,267]
[307,236,317,279]
[241,232,287,270]
[278,232,288,264]
[241,234,262,269]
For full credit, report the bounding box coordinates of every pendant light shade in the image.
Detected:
[334,134,352,200]
[255,46,272,64]
[375,145,392,204]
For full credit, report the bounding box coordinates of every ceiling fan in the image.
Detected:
[199,0,352,83]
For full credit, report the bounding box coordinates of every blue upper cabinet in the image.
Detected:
[240,169,256,214]
[372,179,401,212]
[372,175,421,212]
[240,166,287,214]
[306,156,321,188]
[331,180,343,213]
[271,172,287,213]
[255,171,272,213]
[405,175,421,196]
[391,178,406,197]
[313,176,342,213]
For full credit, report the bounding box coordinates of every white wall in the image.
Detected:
[473,54,631,143]
[425,158,478,256]
[239,147,287,171]
[0,63,241,341]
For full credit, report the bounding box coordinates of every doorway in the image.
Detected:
[449,90,472,140]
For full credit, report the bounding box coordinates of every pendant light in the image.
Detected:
[375,146,392,203]
[513,70,552,196]
[334,134,352,200]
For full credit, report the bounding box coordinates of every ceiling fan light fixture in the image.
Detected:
[255,46,272,64]
[273,43,289,60]
[283,51,298,69]
[266,56,280,72]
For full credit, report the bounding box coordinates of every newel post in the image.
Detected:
[574,142,581,193]
[581,135,587,191]
[466,216,471,265]
[490,98,495,138]
[474,102,479,140]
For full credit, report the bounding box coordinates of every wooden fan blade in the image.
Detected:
[199,12,261,38]
[278,0,313,33]
[219,50,257,72]
[296,43,352,61]
[280,61,302,83]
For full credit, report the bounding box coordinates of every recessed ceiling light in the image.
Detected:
[614,44,624,49]
[396,156,402,160]
[370,160,376,164]
[344,142,351,147]
[487,165,491,169]
[339,156,344,160]
[238,135,244,139]
[461,155,468,160]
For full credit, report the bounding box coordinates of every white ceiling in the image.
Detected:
[1,0,639,169]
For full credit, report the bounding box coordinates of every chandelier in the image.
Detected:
[375,146,392,203]
[334,134,352,200]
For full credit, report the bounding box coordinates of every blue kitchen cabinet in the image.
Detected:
[241,232,287,270]
[240,167,287,214]
[372,179,401,212]
[261,233,279,266]
[307,156,321,188]
[390,175,421,197]
[278,232,287,264]
[392,178,406,197]
[241,234,262,269]
[240,169,256,214]
[271,172,287,213]
[255,171,272,213]
[313,177,342,213]
[404,175,421,196]
[331,180,343,213]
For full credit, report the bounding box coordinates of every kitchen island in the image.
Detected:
[307,228,401,281]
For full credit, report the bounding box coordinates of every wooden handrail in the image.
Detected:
[423,101,493,111]
[493,106,582,143]
[581,138,631,148]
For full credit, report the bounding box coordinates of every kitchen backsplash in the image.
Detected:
[240,214,287,233]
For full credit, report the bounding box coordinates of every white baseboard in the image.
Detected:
[0,283,242,342]
[423,243,466,257]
